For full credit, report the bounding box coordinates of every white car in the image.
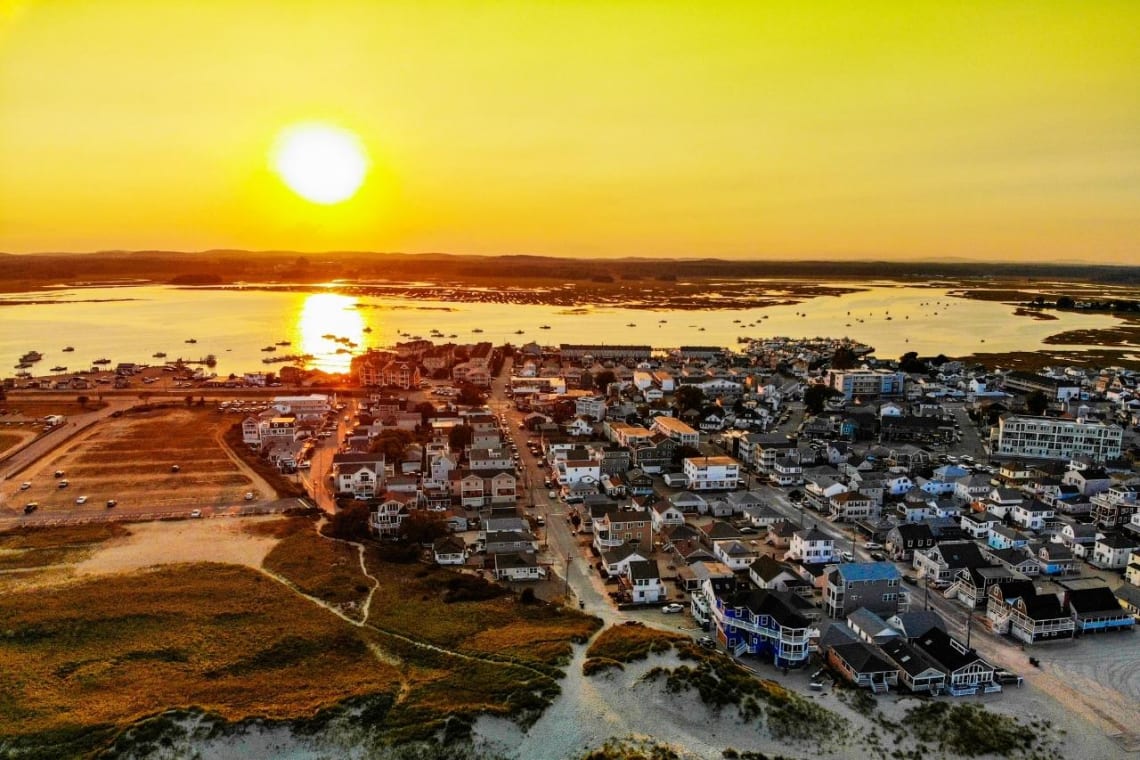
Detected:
[75,495,88,505]
[547,491,558,499]
[662,603,685,614]
[19,481,31,490]
[244,492,254,501]
[190,509,202,518]
[863,541,882,550]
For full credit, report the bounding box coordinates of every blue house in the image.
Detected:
[708,583,815,667]
[1066,586,1135,634]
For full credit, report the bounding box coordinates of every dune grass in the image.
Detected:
[262,523,372,613]
[585,622,687,665]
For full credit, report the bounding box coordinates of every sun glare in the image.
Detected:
[272,123,369,204]
[298,292,365,373]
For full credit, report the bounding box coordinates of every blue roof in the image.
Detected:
[836,562,901,582]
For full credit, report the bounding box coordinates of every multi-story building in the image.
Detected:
[1001,371,1081,402]
[651,415,700,447]
[827,369,906,401]
[593,506,653,553]
[991,415,1122,463]
[1091,485,1139,529]
[706,583,814,667]
[271,394,331,421]
[682,456,740,491]
[823,562,903,619]
[559,344,652,361]
[787,527,835,564]
[332,452,386,499]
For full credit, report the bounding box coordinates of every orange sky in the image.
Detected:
[1,1,1137,262]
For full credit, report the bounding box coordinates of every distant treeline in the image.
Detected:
[0,249,1138,288]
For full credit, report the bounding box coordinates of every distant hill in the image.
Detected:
[1,249,1138,288]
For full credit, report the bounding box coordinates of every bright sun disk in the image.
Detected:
[272,123,368,204]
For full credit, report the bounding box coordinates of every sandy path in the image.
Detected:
[72,517,281,576]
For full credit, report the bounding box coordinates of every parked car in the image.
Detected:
[548,491,557,499]
[24,502,38,514]
[19,481,31,490]
[75,495,88,505]
[840,551,854,562]
[697,636,716,649]
[190,509,202,518]
[870,551,887,562]
[244,491,254,501]
[57,480,70,489]
[106,499,117,508]
[662,603,685,614]
[863,541,882,550]
[53,470,65,478]
[171,464,181,473]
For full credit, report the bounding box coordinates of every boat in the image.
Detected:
[321,333,336,340]
[275,340,291,346]
[627,322,636,327]
[15,363,31,369]
[514,329,524,335]
[448,334,457,338]
[153,352,166,358]
[261,346,276,352]
[62,346,75,352]
[185,338,197,344]
[50,366,67,372]
[362,326,372,333]
[19,351,42,363]
[473,328,483,333]
[539,325,551,330]
[93,358,111,365]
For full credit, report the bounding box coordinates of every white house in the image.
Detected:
[558,457,602,487]
[683,456,740,491]
[787,527,836,564]
[713,540,760,571]
[1091,534,1138,570]
[432,536,467,566]
[1009,500,1055,531]
[626,559,667,603]
[494,552,545,581]
[332,453,386,499]
[650,501,686,533]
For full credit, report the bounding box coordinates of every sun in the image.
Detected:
[271,123,369,204]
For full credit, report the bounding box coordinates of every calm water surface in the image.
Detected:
[0,283,1127,377]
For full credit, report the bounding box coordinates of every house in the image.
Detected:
[1062,466,1113,497]
[683,456,741,491]
[829,491,878,521]
[987,580,1075,644]
[913,541,989,584]
[847,608,900,646]
[741,502,785,529]
[960,511,1002,540]
[1126,549,1140,587]
[624,468,655,496]
[953,565,1023,609]
[823,562,903,619]
[767,520,797,549]
[432,535,467,566]
[594,507,653,554]
[826,641,900,693]
[987,525,1029,551]
[713,540,760,571]
[493,552,544,581]
[668,490,708,514]
[451,470,518,508]
[707,585,814,667]
[602,543,650,578]
[688,562,740,627]
[912,627,998,696]
[626,559,667,603]
[484,529,537,555]
[332,453,386,499]
[1091,485,1139,529]
[749,556,810,595]
[878,637,947,694]
[886,610,946,640]
[1054,521,1099,558]
[1037,543,1077,576]
[1090,533,1138,570]
[885,522,935,561]
[1066,585,1136,633]
[649,501,686,533]
[1010,500,1055,531]
[369,493,413,536]
[631,434,677,473]
[787,527,836,564]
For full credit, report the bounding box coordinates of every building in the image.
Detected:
[682,456,740,491]
[824,562,903,619]
[1001,371,1081,402]
[332,453,386,499]
[707,584,814,668]
[559,344,652,361]
[827,368,906,401]
[271,394,331,421]
[626,559,666,603]
[651,415,700,447]
[1091,485,1139,530]
[787,527,836,564]
[986,580,1075,644]
[991,415,1122,463]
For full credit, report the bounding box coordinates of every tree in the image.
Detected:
[399,510,450,545]
[415,401,437,425]
[594,370,617,391]
[830,347,857,370]
[1056,296,1075,309]
[456,383,486,406]
[674,385,706,413]
[323,502,371,542]
[804,384,838,414]
[184,395,194,406]
[448,424,474,452]
[899,352,926,373]
[76,395,89,408]
[672,444,702,466]
[579,372,595,391]
[1026,390,1049,416]
[370,429,414,461]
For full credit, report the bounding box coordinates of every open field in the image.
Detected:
[0,563,402,755]
[0,399,107,419]
[1,406,263,517]
[0,522,131,573]
[0,430,33,457]
[364,547,602,672]
[262,520,373,615]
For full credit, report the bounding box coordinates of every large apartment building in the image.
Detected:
[827,369,906,400]
[991,415,1122,463]
[651,415,700,447]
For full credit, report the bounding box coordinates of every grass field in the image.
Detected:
[0,431,28,456]
[10,407,258,515]
[0,523,132,571]
[262,522,373,615]
[364,547,602,672]
[0,563,402,752]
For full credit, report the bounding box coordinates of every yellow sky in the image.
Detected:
[1,1,1137,262]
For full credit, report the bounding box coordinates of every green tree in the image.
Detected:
[323,501,372,542]
[830,347,857,370]
[804,384,839,415]
[899,352,926,373]
[456,383,486,406]
[448,424,474,451]
[674,385,706,412]
[399,510,450,545]
[370,429,415,461]
[76,395,89,408]
[579,372,595,391]
[594,370,617,391]
[1026,390,1049,416]
[1056,296,1075,309]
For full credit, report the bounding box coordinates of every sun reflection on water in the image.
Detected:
[298,293,364,373]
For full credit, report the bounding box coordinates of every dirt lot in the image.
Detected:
[1,406,271,517]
